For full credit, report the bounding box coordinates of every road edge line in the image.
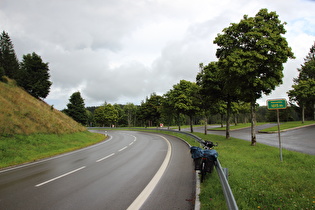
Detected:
[126,134,171,210]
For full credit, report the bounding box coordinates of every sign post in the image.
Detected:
[267,99,287,161]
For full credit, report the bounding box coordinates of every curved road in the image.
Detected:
[0,131,195,210]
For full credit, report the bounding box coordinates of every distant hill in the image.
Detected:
[0,78,86,136]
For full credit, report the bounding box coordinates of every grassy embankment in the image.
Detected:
[0,79,105,169]
[128,128,314,209]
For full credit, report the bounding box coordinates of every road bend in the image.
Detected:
[0,130,195,210]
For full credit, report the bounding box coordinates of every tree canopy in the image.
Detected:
[0,31,20,81]
[64,91,88,125]
[18,52,52,99]
[164,80,200,132]
[288,42,315,122]
[213,8,294,144]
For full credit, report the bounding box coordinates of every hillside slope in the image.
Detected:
[0,79,86,135]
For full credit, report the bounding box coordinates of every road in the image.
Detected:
[0,131,195,210]
[190,124,315,155]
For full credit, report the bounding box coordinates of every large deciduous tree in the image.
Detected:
[214,8,294,145]
[0,31,20,80]
[19,52,52,99]
[64,91,88,125]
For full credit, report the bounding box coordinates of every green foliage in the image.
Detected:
[214,8,294,102]
[0,66,4,81]
[123,103,138,127]
[0,31,20,80]
[18,52,52,99]
[138,93,162,127]
[94,102,119,126]
[164,80,200,131]
[64,91,88,125]
[213,8,294,143]
[288,42,315,120]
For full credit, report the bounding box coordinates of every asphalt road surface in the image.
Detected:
[0,131,195,210]
[190,124,315,155]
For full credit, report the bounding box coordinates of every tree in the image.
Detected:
[196,62,227,135]
[64,91,87,125]
[123,103,137,127]
[164,80,200,132]
[0,31,20,80]
[18,52,52,99]
[288,42,315,122]
[94,102,118,127]
[214,8,294,145]
[138,93,162,127]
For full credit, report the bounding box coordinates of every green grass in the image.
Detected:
[193,133,315,209]
[0,131,105,168]
[210,122,266,131]
[260,121,315,132]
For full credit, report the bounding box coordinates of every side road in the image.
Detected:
[182,124,315,155]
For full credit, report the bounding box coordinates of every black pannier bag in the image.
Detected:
[190,146,203,170]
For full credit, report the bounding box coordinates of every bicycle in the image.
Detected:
[200,141,218,182]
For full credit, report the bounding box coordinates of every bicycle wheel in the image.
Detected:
[200,160,206,183]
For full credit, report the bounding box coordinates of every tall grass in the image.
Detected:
[0,79,86,135]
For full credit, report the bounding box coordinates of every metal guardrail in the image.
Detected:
[91,127,238,209]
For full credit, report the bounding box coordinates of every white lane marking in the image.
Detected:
[129,142,134,146]
[35,166,86,187]
[118,146,128,152]
[127,134,172,210]
[96,153,115,162]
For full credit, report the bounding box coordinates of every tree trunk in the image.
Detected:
[226,100,231,139]
[302,104,305,124]
[220,114,224,128]
[250,100,257,146]
[204,115,208,135]
[190,116,194,133]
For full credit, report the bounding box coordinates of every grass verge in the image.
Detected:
[193,132,315,209]
[260,121,315,132]
[0,131,105,169]
[210,123,266,131]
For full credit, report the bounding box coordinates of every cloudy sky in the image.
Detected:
[1,0,315,110]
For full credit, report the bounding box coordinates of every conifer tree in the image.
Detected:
[64,91,88,125]
[19,52,52,99]
[0,31,20,80]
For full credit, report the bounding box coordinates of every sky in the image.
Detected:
[1,0,315,110]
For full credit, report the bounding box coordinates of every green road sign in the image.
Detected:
[267,99,287,110]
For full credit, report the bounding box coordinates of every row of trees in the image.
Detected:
[64,9,315,147]
[0,31,52,99]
